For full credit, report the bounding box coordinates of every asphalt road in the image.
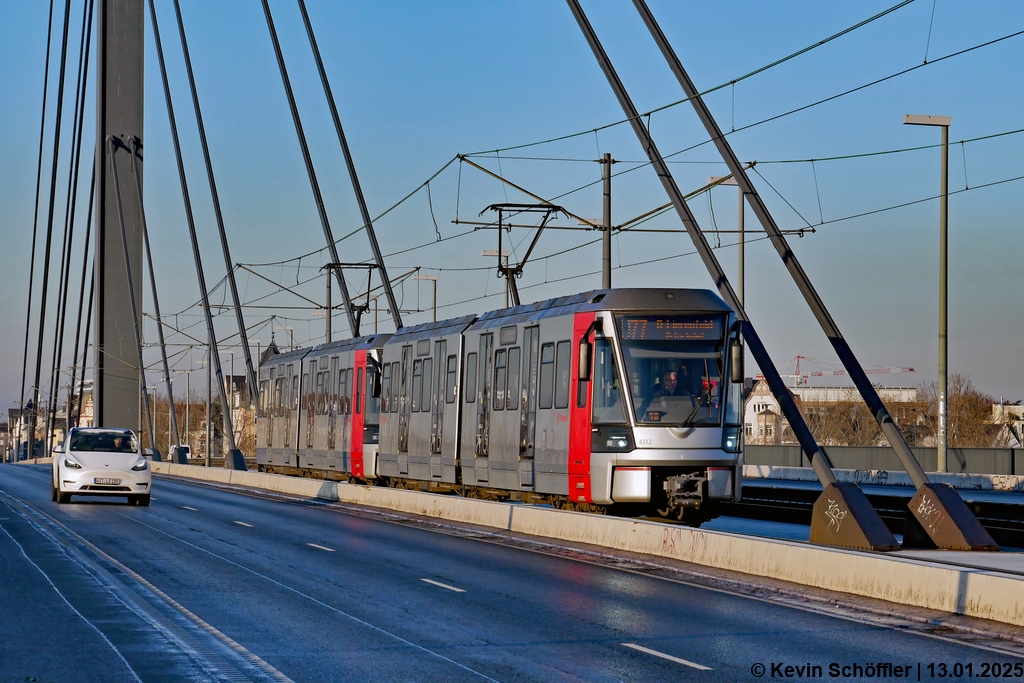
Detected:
[0,463,1020,683]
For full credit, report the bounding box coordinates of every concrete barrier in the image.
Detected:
[745,464,1024,492]
[151,462,1024,627]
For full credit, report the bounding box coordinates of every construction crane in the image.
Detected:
[767,355,915,387]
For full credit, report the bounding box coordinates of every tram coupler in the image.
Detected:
[809,482,900,551]
[902,483,998,551]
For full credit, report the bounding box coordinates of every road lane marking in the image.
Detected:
[306,543,335,552]
[420,578,466,593]
[233,521,253,528]
[109,513,499,682]
[622,643,712,670]
[181,506,198,511]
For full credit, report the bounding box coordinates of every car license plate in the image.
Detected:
[94,477,121,485]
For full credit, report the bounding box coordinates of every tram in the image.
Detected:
[256,288,744,524]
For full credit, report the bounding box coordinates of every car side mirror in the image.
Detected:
[730,339,744,384]
[53,444,64,454]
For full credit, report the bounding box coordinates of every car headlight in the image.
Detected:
[64,457,81,469]
[131,459,149,472]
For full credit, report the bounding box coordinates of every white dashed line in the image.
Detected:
[234,521,253,528]
[181,506,198,511]
[622,643,712,670]
[306,543,335,552]
[420,578,466,593]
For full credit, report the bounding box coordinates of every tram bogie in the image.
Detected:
[255,288,744,525]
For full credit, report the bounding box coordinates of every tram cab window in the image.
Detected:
[616,314,726,427]
[365,366,382,423]
[592,338,626,425]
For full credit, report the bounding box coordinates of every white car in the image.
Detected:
[52,428,152,506]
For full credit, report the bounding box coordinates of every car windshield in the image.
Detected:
[616,314,727,427]
[69,432,139,453]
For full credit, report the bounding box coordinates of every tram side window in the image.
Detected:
[391,358,401,413]
[446,355,458,403]
[507,347,521,410]
[465,352,477,404]
[338,367,348,414]
[422,358,433,413]
[365,365,381,420]
[381,363,391,413]
[355,368,362,415]
[554,341,571,409]
[539,343,555,409]
[493,350,507,411]
[346,368,354,414]
[259,380,268,414]
[411,360,422,412]
[291,376,299,410]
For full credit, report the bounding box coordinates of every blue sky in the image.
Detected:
[2,0,1023,411]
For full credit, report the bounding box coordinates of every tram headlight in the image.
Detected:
[722,426,742,453]
[591,426,634,453]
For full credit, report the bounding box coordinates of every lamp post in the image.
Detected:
[413,273,438,322]
[903,113,951,473]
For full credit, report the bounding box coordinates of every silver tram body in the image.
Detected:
[256,288,744,522]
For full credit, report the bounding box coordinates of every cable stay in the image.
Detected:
[149,0,245,469]
[260,0,361,337]
[296,0,403,332]
[168,0,259,407]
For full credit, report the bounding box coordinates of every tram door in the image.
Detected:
[520,326,540,487]
[397,345,411,474]
[429,340,446,478]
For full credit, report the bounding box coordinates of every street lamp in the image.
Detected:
[903,113,951,473]
[413,273,438,322]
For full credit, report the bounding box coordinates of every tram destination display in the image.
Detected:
[617,315,723,341]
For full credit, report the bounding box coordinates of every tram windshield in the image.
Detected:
[616,314,726,427]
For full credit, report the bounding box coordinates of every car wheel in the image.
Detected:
[51,481,57,501]
[138,494,150,507]
[57,490,72,504]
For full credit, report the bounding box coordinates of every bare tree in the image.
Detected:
[919,373,1001,447]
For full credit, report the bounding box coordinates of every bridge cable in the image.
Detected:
[151,0,241,456]
[18,0,56,448]
[67,173,95,429]
[107,137,159,455]
[129,136,181,447]
[169,0,260,405]
[28,0,73,460]
[46,0,94,450]
[260,0,360,336]
[72,263,94,429]
[296,0,404,331]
